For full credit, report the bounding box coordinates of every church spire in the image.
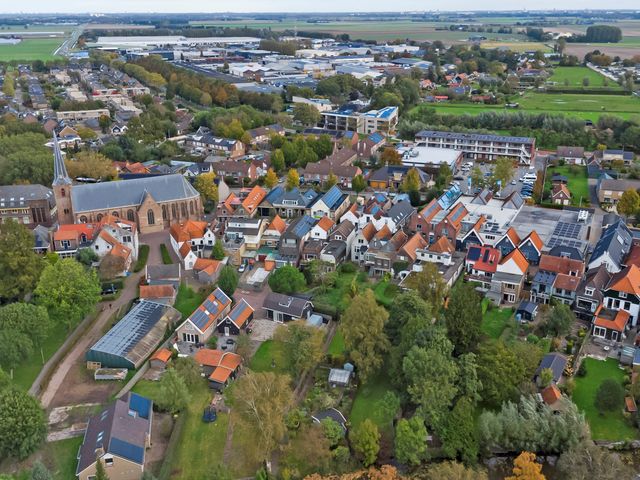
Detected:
[52,131,71,186]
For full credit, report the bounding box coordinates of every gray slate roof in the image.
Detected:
[263,293,312,317]
[71,174,199,213]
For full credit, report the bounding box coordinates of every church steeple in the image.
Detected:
[52,131,71,186]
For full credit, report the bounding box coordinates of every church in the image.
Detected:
[52,133,203,234]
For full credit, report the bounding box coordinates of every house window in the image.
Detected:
[147,209,155,225]
[620,292,627,299]
[584,287,594,297]
[104,458,114,467]
[593,326,607,338]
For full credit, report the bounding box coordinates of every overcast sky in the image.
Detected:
[2,1,638,13]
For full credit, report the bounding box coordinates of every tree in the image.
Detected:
[95,458,109,480]
[616,189,640,218]
[476,341,527,408]
[445,283,482,355]
[172,357,202,388]
[264,168,278,188]
[321,418,344,447]
[0,330,33,369]
[404,263,447,308]
[325,172,338,189]
[532,173,544,203]
[218,265,238,297]
[436,164,453,188]
[350,419,380,467]
[235,331,252,360]
[282,424,333,477]
[268,265,306,294]
[0,219,43,302]
[421,461,489,480]
[557,441,634,480]
[352,174,366,193]
[380,147,402,166]
[156,369,190,414]
[65,151,116,180]
[99,254,126,280]
[274,321,324,379]
[98,114,111,133]
[0,388,46,459]
[293,103,321,127]
[30,461,52,480]
[229,371,293,462]
[386,291,432,346]
[271,149,285,172]
[470,166,484,188]
[395,416,428,466]
[340,290,390,383]
[456,353,482,403]
[0,302,51,347]
[595,378,624,414]
[493,157,515,189]
[35,258,101,329]
[376,391,400,428]
[76,247,99,266]
[543,303,575,337]
[285,168,300,191]
[506,452,545,480]
[193,172,218,204]
[538,368,554,388]
[401,168,421,193]
[437,396,478,464]
[211,240,226,261]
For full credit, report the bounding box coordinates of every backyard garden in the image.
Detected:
[544,164,590,207]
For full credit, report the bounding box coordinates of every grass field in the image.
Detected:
[544,165,590,206]
[417,91,640,121]
[549,66,620,89]
[349,372,396,432]
[248,339,289,374]
[174,284,208,319]
[328,330,345,356]
[0,38,63,61]
[481,299,514,339]
[573,357,637,441]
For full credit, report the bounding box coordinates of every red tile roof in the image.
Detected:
[504,227,521,246]
[594,306,630,332]
[429,236,454,255]
[539,255,585,276]
[316,216,335,232]
[609,265,640,296]
[267,215,287,234]
[400,233,428,262]
[501,248,529,274]
[541,385,562,405]
[520,230,544,252]
[471,246,501,273]
[241,186,267,214]
[361,223,377,242]
[54,223,96,242]
[150,348,172,363]
[193,258,222,276]
[140,284,175,299]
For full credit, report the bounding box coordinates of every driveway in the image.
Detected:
[38,231,169,409]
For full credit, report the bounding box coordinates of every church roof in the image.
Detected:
[52,131,72,187]
[71,175,199,213]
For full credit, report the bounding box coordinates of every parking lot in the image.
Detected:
[454,158,543,198]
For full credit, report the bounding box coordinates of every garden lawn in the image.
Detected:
[328,330,345,356]
[481,298,514,340]
[49,437,84,480]
[312,272,369,314]
[7,325,73,391]
[573,357,637,441]
[249,339,289,374]
[350,372,396,433]
[544,165,590,206]
[372,279,399,307]
[174,283,208,319]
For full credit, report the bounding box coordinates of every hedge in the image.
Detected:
[133,244,150,272]
[160,244,173,265]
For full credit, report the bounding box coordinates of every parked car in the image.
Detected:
[238,262,246,273]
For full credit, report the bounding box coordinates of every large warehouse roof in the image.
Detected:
[86,300,180,369]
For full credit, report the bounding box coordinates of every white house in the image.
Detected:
[169,220,216,270]
[310,216,335,241]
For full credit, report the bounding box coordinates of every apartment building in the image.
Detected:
[56,109,111,122]
[415,130,536,164]
[320,106,399,135]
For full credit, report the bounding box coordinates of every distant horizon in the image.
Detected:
[1,2,639,14]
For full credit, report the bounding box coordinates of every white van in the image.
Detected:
[523,173,537,181]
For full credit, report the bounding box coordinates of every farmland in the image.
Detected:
[0,38,63,61]
[549,66,620,89]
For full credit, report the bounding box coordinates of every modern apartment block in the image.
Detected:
[320,106,399,135]
[415,130,536,164]
[56,108,111,122]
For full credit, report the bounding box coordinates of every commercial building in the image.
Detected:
[415,130,536,164]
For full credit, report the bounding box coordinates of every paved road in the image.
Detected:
[37,231,167,409]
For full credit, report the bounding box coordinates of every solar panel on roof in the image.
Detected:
[110,437,145,464]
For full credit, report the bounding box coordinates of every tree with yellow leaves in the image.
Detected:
[264,168,278,189]
[506,452,545,480]
[193,172,218,204]
[285,168,300,191]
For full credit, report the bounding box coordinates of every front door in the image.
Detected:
[612,331,619,342]
[224,327,230,337]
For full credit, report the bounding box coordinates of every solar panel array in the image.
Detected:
[109,437,145,465]
[553,222,582,239]
[547,237,585,249]
[322,186,342,209]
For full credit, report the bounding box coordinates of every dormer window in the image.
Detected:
[584,287,594,297]
[620,292,628,299]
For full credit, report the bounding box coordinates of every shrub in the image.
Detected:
[576,361,587,377]
[527,334,540,344]
[565,340,574,355]
[133,245,150,272]
[338,262,357,274]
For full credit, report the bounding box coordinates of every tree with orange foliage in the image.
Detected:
[506,452,545,480]
[303,465,405,480]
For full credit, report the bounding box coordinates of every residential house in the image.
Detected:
[494,227,521,257]
[415,236,455,267]
[328,219,356,253]
[552,184,571,206]
[246,124,284,147]
[302,239,325,264]
[433,202,468,247]
[556,146,585,164]
[263,292,314,322]
[365,229,408,276]
[466,245,501,289]
[149,348,172,370]
[216,192,241,222]
[351,222,377,265]
[0,184,56,228]
[574,265,612,320]
[309,186,351,221]
[302,149,361,188]
[76,393,152,480]
[52,223,97,258]
[384,200,415,233]
[353,132,386,158]
[368,165,430,190]
[175,287,232,344]
[271,188,320,219]
[193,258,223,284]
[277,215,316,266]
[599,149,635,166]
[193,349,243,390]
[139,285,177,305]
[261,215,287,248]
[226,218,266,250]
[169,220,215,270]
[592,306,631,344]
[320,240,348,267]
[588,220,632,273]
[602,264,640,327]
[310,216,335,241]
[597,177,640,205]
[530,254,585,305]
[233,185,267,218]
[518,231,544,266]
[145,264,181,287]
[211,160,258,183]
[185,127,244,157]
[217,299,254,336]
[488,248,529,304]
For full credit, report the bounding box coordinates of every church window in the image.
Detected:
[181,203,187,217]
[127,210,135,222]
[60,188,65,197]
[79,216,87,223]
[96,214,103,222]
[112,211,119,218]
[189,201,194,215]
[171,204,177,219]
[147,209,155,225]
[162,205,168,221]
